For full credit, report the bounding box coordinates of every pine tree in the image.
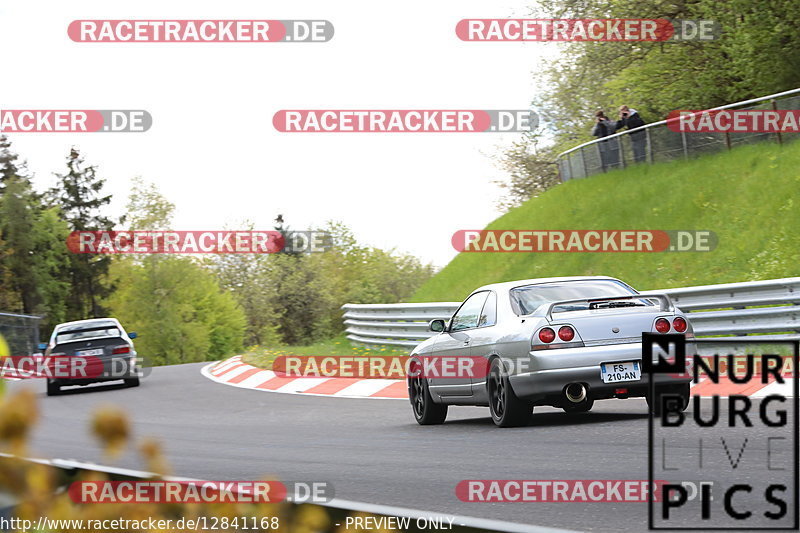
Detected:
[0,174,39,314]
[0,135,28,193]
[48,148,114,318]
[0,136,39,313]
[0,136,26,310]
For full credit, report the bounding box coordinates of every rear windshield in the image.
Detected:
[55,322,121,343]
[510,280,645,315]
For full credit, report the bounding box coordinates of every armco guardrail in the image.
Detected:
[0,454,550,533]
[342,303,460,347]
[342,277,800,348]
[556,87,800,181]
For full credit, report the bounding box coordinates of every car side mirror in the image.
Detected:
[128,332,138,339]
[429,319,446,333]
[38,343,47,351]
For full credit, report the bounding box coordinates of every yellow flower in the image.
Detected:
[91,407,130,457]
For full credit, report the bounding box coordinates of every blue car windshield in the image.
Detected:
[510,280,646,315]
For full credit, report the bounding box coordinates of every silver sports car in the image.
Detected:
[407,276,693,427]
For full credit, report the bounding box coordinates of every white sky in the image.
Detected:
[1,0,558,267]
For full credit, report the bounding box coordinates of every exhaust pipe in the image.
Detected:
[565,383,587,403]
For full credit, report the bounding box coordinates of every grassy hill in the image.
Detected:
[412,141,800,302]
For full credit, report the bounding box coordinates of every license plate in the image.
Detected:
[77,348,103,356]
[601,361,641,383]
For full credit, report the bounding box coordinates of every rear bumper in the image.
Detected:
[49,355,138,386]
[508,341,693,401]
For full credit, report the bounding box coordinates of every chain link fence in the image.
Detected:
[0,312,41,357]
[557,88,800,181]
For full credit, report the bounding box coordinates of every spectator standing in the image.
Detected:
[591,110,620,171]
[616,105,647,163]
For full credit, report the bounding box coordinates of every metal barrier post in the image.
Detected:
[581,147,589,177]
[772,99,783,145]
[681,131,689,160]
[596,142,605,173]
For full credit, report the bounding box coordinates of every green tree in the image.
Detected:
[209,227,282,348]
[121,177,175,231]
[0,174,40,314]
[494,134,559,209]
[0,235,20,312]
[0,135,30,193]
[48,148,114,319]
[0,136,27,311]
[266,252,334,345]
[0,137,71,332]
[29,208,71,329]
[210,221,433,347]
[309,222,434,307]
[108,256,246,365]
[106,179,246,364]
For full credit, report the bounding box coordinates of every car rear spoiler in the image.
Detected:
[57,325,118,334]
[541,293,674,321]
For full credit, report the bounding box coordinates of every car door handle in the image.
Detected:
[463,340,470,345]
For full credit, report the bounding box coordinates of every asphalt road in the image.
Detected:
[7,363,797,533]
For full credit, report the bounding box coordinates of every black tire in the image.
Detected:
[46,380,61,396]
[647,383,690,416]
[408,362,447,425]
[124,377,140,388]
[487,358,532,427]
[562,398,594,413]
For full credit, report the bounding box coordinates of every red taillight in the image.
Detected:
[673,317,687,333]
[112,345,130,355]
[538,328,556,343]
[655,318,671,333]
[558,326,575,342]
